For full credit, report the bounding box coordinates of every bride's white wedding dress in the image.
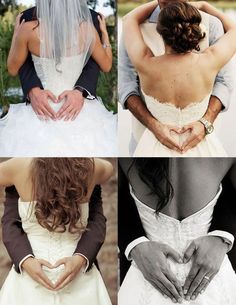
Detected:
[0,200,111,305]
[134,93,227,157]
[0,55,117,157]
[119,185,236,305]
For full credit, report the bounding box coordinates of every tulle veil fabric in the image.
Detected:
[36,0,95,67]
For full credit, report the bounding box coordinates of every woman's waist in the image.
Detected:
[28,235,80,262]
[145,99,209,126]
[142,219,211,247]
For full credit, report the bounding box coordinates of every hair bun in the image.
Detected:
[157,2,206,54]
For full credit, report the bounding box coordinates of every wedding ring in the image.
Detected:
[204,276,210,281]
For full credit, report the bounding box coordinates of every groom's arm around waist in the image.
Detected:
[73,185,107,271]
[1,186,34,273]
[118,31,141,109]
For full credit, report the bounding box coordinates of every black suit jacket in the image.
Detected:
[118,163,236,283]
[19,7,101,101]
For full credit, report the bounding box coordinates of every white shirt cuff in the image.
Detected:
[18,254,35,274]
[125,237,149,261]
[208,230,234,252]
[73,86,95,100]
[73,253,89,273]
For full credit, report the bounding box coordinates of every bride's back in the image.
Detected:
[139,51,216,108]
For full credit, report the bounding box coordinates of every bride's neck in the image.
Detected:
[164,44,190,56]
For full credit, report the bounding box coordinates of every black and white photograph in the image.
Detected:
[118,158,236,304]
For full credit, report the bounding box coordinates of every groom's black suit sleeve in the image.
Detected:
[210,174,236,271]
[118,162,146,282]
[18,7,101,101]
[1,185,106,273]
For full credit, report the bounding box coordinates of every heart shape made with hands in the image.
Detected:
[40,259,66,286]
[168,126,192,151]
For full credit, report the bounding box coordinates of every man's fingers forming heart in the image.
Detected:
[169,126,182,134]
[53,258,66,268]
[164,244,183,263]
[184,242,197,263]
[180,124,192,133]
[38,259,54,269]
[35,260,55,289]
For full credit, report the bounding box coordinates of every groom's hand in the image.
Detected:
[53,255,86,290]
[183,236,229,301]
[29,87,57,120]
[57,90,84,121]
[180,121,205,153]
[151,121,182,153]
[131,241,184,303]
[22,257,55,290]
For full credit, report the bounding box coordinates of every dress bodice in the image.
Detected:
[130,184,222,250]
[32,55,84,112]
[129,184,223,285]
[144,93,211,127]
[18,199,88,283]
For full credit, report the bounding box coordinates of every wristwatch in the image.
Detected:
[199,117,214,135]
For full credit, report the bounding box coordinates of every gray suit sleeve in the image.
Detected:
[118,31,141,109]
[209,15,234,111]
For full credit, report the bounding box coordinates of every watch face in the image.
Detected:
[207,125,214,134]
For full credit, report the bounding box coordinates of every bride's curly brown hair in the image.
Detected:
[30,158,94,233]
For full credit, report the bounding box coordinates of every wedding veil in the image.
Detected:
[36,0,95,67]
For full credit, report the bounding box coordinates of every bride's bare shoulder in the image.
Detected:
[0,158,32,186]
[93,158,113,185]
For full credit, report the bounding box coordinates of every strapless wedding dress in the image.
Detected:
[119,185,236,305]
[134,93,227,157]
[0,55,117,157]
[0,200,111,305]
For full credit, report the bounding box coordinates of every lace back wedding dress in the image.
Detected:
[134,93,227,157]
[119,185,236,305]
[0,200,111,305]
[0,55,117,157]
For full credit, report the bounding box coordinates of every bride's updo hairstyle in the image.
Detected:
[128,158,173,212]
[30,158,94,233]
[156,2,206,53]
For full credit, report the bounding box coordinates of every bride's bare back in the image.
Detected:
[139,51,215,108]
[121,158,236,221]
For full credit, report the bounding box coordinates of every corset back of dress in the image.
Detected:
[18,199,88,266]
[32,55,84,112]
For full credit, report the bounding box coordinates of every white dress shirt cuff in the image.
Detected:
[208,230,234,252]
[18,254,35,274]
[73,86,95,100]
[125,237,149,261]
[73,253,89,273]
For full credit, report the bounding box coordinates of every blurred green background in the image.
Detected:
[0,0,117,115]
[118,0,236,16]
